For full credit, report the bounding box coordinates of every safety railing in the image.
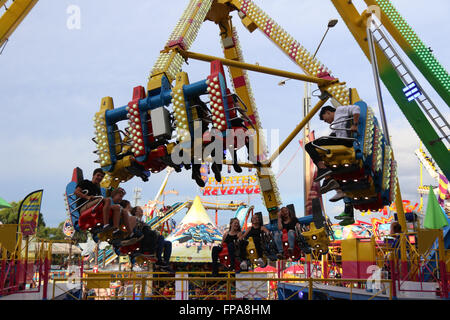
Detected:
[373,232,449,299]
[0,236,51,297]
[50,271,395,301]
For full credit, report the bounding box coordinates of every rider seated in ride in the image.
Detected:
[274,207,301,258]
[119,200,141,240]
[304,105,360,226]
[239,214,270,270]
[101,188,128,235]
[127,205,144,232]
[74,168,105,213]
[211,218,242,276]
[120,206,173,272]
[153,232,173,272]
[120,205,146,247]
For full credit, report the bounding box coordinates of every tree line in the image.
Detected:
[0,201,86,243]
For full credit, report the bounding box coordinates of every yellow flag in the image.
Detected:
[17,190,44,237]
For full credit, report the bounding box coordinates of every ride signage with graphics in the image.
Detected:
[17,189,43,237]
[200,175,261,196]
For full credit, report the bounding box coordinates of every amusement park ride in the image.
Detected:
[1,0,449,299]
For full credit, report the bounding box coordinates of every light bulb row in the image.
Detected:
[363,109,375,157]
[372,126,383,173]
[93,112,112,167]
[126,103,146,158]
[268,172,282,204]
[389,156,398,202]
[172,87,190,142]
[382,145,392,191]
[167,0,197,42]
[183,0,212,49]
[238,0,350,104]
[206,76,228,131]
[168,52,185,81]
[375,0,450,89]
[151,52,172,76]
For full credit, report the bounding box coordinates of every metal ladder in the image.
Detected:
[369,21,450,147]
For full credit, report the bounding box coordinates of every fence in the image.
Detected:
[50,271,394,300]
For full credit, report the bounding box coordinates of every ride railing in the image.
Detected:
[49,271,394,300]
[373,232,449,299]
[0,236,51,297]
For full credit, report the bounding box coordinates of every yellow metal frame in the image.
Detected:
[179,46,335,220]
[302,222,330,254]
[178,50,336,87]
[0,0,38,47]
[246,237,259,263]
[316,145,356,168]
[54,271,394,300]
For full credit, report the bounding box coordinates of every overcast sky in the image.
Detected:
[0,0,448,228]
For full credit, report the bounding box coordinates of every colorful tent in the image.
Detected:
[283,264,305,275]
[167,196,222,263]
[254,265,277,273]
[424,186,449,229]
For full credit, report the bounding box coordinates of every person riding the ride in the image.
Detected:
[274,207,301,258]
[304,105,360,226]
[211,218,242,276]
[239,215,270,270]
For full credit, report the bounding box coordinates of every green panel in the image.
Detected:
[372,0,450,107]
[379,66,450,179]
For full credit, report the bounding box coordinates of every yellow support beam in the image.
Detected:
[268,97,329,164]
[179,49,336,87]
[0,0,38,47]
[147,0,214,91]
[212,16,282,217]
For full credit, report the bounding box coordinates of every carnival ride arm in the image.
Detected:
[0,0,38,48]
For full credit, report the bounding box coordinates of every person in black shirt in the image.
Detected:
[274,207,301,258]
[239,215,270,270]
[74,168,105,213]
[211,218,242,276]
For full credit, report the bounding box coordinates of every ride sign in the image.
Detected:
[200,175,261,196]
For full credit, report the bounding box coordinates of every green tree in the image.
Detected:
[0,201,45,227]
[36,222,87,243]
[36,222,65,241]
[0,201,20,224]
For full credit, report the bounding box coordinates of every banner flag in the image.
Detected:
[17,189,43,237]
